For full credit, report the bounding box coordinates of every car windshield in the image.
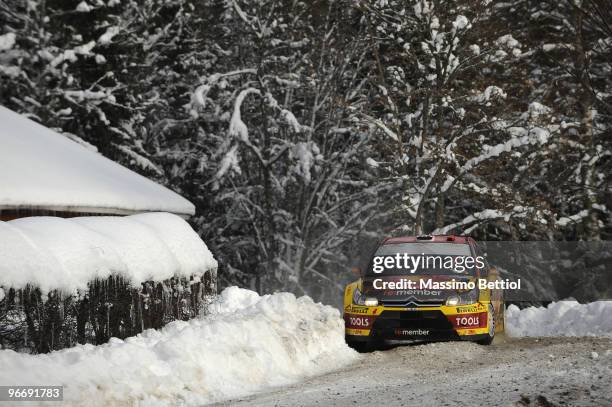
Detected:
[367,242,478,275]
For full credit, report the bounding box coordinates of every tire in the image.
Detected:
[499,302,506,332]
[477,304,495,345]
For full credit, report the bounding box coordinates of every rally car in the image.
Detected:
[344,235,505,351]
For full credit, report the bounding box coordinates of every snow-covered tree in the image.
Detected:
[494,0,611,240]
[354,0,558,238]
[1,0,609,305]
[161,1,383,299]
[0,0,195,184]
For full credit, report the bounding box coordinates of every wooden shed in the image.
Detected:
[0,106,216,353]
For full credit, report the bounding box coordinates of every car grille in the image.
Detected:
[379,299,444,307]
[370,310,459,340]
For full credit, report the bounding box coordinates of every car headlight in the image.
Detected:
[364,297,379,306]
[352,287,378,307]
[445,288,479,306]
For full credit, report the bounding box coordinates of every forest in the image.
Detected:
[0,0,610,305]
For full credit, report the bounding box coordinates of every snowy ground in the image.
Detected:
[506,301,612,338]
[0,287,357,406]
[1,291,611,406]
[218,337,612,407]
[213,300,612,407]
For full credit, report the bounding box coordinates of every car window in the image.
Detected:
[375,243,472,256]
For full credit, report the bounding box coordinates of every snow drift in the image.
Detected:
[0,287,358,406]
[506,300,612,338]
[0,212,217,293]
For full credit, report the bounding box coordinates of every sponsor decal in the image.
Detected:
[456,305,483,313]
[344,305,369,314]
[344,314,375,329]
[381,289,442,297]
[449,312,487,329]
[346,328,369,336]
[395,328,430,336]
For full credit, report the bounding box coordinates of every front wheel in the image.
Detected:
[499,302,506,332]
[476,304,495,345]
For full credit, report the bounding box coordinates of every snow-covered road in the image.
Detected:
[215,337,612,407]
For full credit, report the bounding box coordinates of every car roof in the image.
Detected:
[382,235,473,245]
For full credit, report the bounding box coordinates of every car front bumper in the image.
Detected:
[344,302,490,343]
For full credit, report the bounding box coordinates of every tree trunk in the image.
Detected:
[574,6,600,241]
[435,192,446,231]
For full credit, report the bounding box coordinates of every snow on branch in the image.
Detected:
[433,208,530,234]
[442,127,551,192]
[359,113,399,141]
[63,89,115,103]
[265,92,309,133]
[469,86,507,104]
[556,210,590,227]
[231,0,263,39]
[0,32,16,51]
[98,26,120,45]
[191,69,257,113]
[229,88,261,141]
[114,144,163,176]
[215,144,242,180]
[49,41,96,68]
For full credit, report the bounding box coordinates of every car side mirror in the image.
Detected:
[351,266,362,277]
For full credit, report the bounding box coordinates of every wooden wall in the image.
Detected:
[0,271,217,353]
[0,209,106,222]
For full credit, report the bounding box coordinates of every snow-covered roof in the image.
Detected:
[0,212,217,293]
[0,106,195,216]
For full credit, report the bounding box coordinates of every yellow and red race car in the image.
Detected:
[344,235,505,351]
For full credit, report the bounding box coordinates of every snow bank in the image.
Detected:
[0,105,194,216]
[0,287,358,406]
[0,212,217,293]
[506,301,612,338]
